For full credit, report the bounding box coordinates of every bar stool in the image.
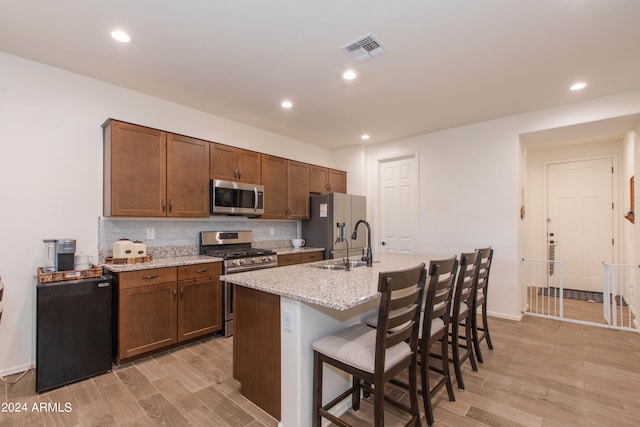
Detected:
[415,257,458,426]
[472,247,494,363]
[311,264,426,427]
[448,252,479,390]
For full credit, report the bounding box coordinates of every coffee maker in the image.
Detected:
[55,239,76,271]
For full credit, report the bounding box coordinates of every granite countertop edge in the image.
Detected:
[274,247,324,255]
[101,255,223,273]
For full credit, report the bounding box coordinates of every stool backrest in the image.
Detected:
[452,252,479,319]
[422,257,458,341]
[474,247,494,302]
[374,264,427,371]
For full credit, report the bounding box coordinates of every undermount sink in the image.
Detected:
[312,259,368,270]
[315,264,348,270]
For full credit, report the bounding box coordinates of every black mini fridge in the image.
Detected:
[36,275,113,393]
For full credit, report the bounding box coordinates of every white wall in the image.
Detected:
[361,90,640,321]
[0,51,338,375]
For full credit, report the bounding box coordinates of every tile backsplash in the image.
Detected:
[98,218,300,261]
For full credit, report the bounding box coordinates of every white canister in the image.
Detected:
[133,240,147,257]
[74,252,91,270]
[113,238,135,258]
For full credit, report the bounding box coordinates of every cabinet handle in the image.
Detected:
[168,200,172,213]
[162,199,166,212]
[234,169,239,179]
[238,169,242,179]
[326,183,331,191]
[173,288,177,301]
[195,269,208,273]
[142,275,159,280]
[180,285,184,299]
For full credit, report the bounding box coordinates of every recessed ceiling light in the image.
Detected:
[281,100,293,109]
[342,70,357,80]
[111,30,131,43]
[570,82,587,91]
[361,134,370,140]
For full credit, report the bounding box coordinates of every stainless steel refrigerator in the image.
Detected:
[302,193,366,260]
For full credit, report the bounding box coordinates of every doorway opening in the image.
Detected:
[520,119,639,331]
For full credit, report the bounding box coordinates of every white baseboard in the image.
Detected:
[0,362,33,379]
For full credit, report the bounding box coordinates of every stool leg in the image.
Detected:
[471,311,483,363]
[482,303,493,350]
[312,351,323,427]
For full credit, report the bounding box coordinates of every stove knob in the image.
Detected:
[268,256,274,262]
[232,260,238,266]
[262,256,267,262]
[251,257,256,263]
[239,259,245,265]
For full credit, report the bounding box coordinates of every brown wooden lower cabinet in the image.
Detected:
[277,250,324,267]
[233,285,281,420]
[113,262,222,363]
[119,281,178,361]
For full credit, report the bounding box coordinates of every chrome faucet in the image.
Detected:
[335,222,350,271]
[351,219,372,267]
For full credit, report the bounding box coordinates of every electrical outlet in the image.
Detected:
[283,310,293,332]
[146,228,155,240]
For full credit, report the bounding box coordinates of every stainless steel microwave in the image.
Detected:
[210,179,264,216]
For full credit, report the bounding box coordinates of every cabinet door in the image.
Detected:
[119,282,177,361]
[210,143,238,181]
[328,169,347,193]
[105,120,167,217]
[287,160,309,219]
[211,144,261,184]
[236,149,262,184]
[261,155,288,219]
[309,165,329,194]
[178,276,222,341]
[167,134,210,217]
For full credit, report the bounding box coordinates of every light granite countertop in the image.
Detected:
[101,255,223,273]
[221,252,442,311]
[274,247,324,255]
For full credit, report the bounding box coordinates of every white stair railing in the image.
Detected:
[602,263,639,330]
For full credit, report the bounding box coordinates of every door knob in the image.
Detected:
[381,241,386,246]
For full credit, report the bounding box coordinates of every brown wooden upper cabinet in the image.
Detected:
[103,120,210,217]
[262,155,309,219]
[309,165,347,194]
[210,143,262,184]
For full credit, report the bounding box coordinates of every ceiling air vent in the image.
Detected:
[341,33,387,62]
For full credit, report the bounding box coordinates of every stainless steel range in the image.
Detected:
[199,230,278,337]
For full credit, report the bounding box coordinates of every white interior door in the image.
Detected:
[547,158,614,292]
[379,155,419,254]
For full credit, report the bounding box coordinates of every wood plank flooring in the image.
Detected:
[526,286,636,328]
[2,315,639,426]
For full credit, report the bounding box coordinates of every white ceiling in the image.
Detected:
[2,1,640,149]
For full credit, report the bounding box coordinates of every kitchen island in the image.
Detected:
[221,252,436,426]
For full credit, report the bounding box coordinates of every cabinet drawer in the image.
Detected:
[301,251,323,263]
[178,262,222,280]
[118,267,177,290]
[278,254,300,267]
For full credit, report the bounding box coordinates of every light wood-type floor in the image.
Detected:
[2,315,640,426]
[526,286,636,328]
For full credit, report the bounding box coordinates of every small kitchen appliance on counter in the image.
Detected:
[42,239,57,272]
[199,230,278,337]
[55,239,76,271]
